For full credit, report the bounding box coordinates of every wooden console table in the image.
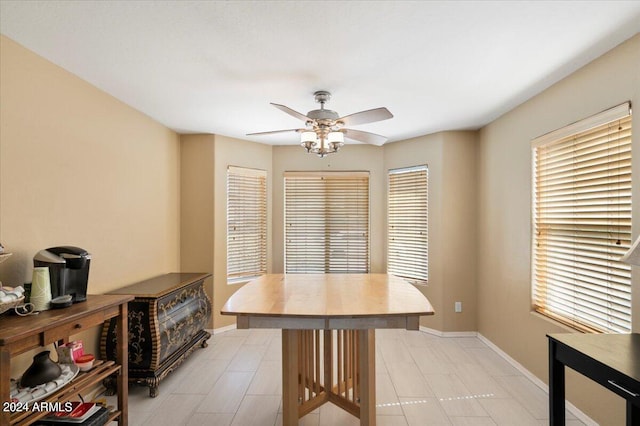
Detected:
[0,294,132,426]
[101,273,212,397]
[548,333,640,426]
[222,274,434,426]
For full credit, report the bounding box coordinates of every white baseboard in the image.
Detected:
[420,326,478,338]
[212,323,237,334]
[476,333,597,426]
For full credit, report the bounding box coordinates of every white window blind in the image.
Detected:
[284,171,369,273]
[227,166,267,284]
[388,165,428,285]
[532,103,632,333]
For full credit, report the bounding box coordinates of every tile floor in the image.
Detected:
[106,328,586,426]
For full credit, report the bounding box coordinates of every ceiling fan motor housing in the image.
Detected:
[306,109,339,121]
[308,91,339,122]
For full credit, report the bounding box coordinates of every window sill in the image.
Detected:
[529,310,598,334]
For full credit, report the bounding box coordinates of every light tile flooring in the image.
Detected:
[106,328,586,426]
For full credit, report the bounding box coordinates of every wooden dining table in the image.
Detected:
[221,274,434,425]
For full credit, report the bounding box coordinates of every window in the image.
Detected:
[532,103,632,333]
[388,165,428,285]
[284,171,369,273]
[227,166,267,284]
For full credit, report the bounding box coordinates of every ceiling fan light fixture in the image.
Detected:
[328,131,344,144]
[301,131,317,144]
[327,131,344,153]
[299,130,341,158]
[300,132,318,153]
[249,91,392,157]
[300,131,317,153]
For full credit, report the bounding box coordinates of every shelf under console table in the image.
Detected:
[0,294,133,426]
[101,272,212,397]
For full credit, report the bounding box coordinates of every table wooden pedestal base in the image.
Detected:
[282,329,376,426]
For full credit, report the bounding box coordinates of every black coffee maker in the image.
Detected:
[34,246,91,302]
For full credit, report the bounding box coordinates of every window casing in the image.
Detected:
[284,171,369,273]
[532,103,632,333]
[227,166,267,284]
[387,165,428,285]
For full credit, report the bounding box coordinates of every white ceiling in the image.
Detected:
[1,1,639,146]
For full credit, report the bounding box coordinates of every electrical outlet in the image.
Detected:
[454,301,462,313]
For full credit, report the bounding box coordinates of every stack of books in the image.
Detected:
[35,402,108,426]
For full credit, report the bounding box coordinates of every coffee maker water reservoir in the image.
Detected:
[34,246,91,302]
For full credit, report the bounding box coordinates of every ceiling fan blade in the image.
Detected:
[271,103,311,122]
[342,129,388,146]
[246,128,301,136]
[338,107,393,126]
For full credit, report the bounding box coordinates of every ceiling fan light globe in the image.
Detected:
[301,131,317,144]
[328,131,344,144]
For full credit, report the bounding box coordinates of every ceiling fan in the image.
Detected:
[247,91,393,157]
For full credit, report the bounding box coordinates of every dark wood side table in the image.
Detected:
[0,294,132,426]
[548,333,640,426]
[101,272,212,397]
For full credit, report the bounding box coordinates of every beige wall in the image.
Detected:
[477,34,640,424]
[191,139,474,332]
[180,134,215,326]
[184,137,476,333]
[270,136,477,332]
[213,135,273,329]
[442,132,478,332]
[0,36,181,374]
[384,132,478,331]
[384,134,445,331]
[180,135,273,329]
